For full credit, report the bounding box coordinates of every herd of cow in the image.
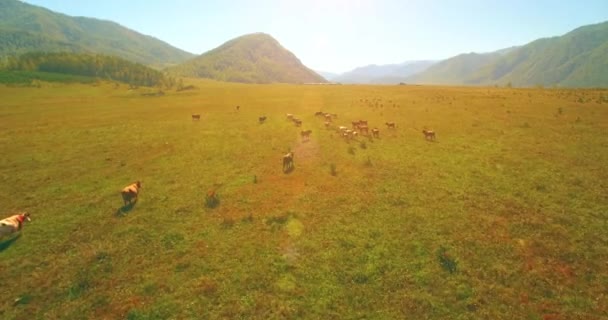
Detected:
[277,109,437,173]
[1,105,436,241]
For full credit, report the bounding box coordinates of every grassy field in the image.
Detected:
[0,80,607,319]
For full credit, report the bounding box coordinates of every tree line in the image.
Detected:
[2,52,176,87]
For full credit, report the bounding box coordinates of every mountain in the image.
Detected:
[403,52,506,85]
[169,33,326,84]
[407,21,608,87]
[315,70,339,81]
[0,0,194,67]
[332,60,436,84]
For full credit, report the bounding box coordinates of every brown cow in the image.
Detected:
[358,125,369,135]
[293,119,302,127]
[422,129,436,141]
[192,114,201,120]
[301,129,312,140]
[259,116,267,123]
[372,128,380,138]
[0,213,31,238]
[121,181,142,206]
[385,122,396,129]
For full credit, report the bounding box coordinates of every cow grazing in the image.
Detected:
[259,116,267,124]
[121,181,142,206]
[192,114,201,120]
[293,119,302,127]
[358,125,369,135]
[301,129,312,140]
[422,129,436,141]
[385,122,396,129]
[338,126,348,133]
[283,152,294,172]
[0,213,31,239]
[324,114,333,122]
[372,128,380,138]
[324,121,331,128]
[315,111,324,116]
[286,113,294,120]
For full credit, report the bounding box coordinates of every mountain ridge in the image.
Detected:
[406,21,608,87]
[0,0,194,67]
[168,33,326,84]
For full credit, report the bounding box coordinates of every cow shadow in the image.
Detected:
[0,234,21,252]
[115,201,137,216]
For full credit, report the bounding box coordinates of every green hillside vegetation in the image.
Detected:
[1,80,607,319]
[408,21,608,87]
[3,52,169,87]
[0,0,194,67]
[0,70,96,85]
[169,33,327,84]
[404,53,503,85]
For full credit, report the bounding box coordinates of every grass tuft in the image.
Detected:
[437,247,458,274]
[205,190,220,208]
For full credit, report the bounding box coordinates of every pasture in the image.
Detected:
[0,80,607,319]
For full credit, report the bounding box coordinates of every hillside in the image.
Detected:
[405,52,505,85]
[333,60,436,84]
[407,21,608,87]
[3,52,168,86]
[168,33,326,84]
[0,0,194,67]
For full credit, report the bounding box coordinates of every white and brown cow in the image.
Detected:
[0,212,31,239]
[283,152,294,172]
[372,128,380,138]
[121,181,142,206]
[422,129,436,141]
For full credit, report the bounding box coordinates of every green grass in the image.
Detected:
[0,80,607,319]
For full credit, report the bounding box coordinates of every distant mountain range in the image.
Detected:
[0,0,606,87]
[405,22,608,87]
[168,33,326,84]
[0,0,194,67]
[325,60,437,84]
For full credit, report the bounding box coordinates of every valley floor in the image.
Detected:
[0,80,607,319]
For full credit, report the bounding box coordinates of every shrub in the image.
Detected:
[437,247,457,273]
[330,163,337,176]
[205,190,220,208]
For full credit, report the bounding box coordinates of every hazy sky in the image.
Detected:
[23,0,608,73]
